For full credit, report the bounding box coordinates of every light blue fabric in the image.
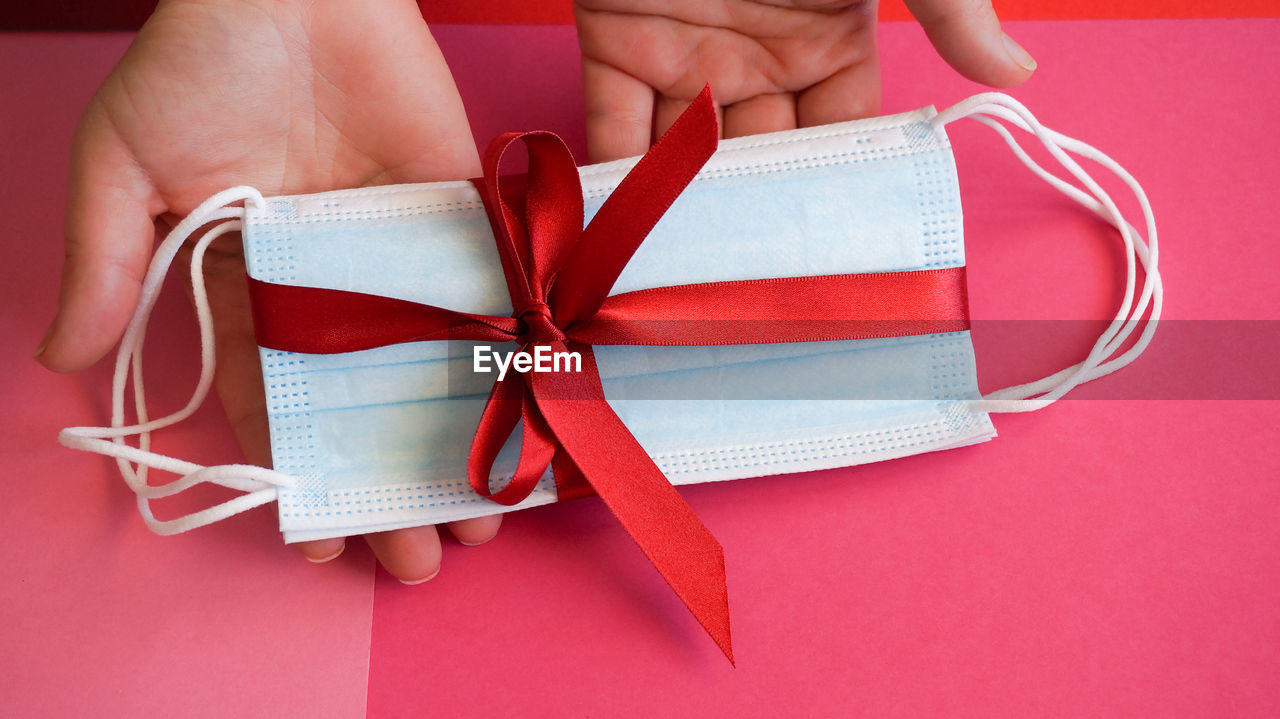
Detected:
[242,106,996,542]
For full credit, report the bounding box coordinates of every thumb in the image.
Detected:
[902,0,1036,88]
[39,105,163,372]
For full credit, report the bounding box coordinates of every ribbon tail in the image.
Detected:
[550,448,595,502]
[532,350,734,664]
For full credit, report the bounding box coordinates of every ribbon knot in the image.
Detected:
[514,301,564,345]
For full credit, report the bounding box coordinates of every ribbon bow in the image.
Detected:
[464,89,735,661]
[249,87,971,664]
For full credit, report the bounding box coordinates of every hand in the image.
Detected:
[38,0,497,582]
[575,0,1036,161]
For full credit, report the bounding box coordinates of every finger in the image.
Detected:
[654,95,686,141]
[297,537,347,563]
[582,58,655,163]
[447,514,503,546]
[365,525,444,584]
[796,55,882,127]
[723,93,797,138]
[655,94,725,141]
[40,104,164,371]
[903,0,1036,87]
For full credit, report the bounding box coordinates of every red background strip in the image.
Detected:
[420,0,1280,24]
[5,0,1278,31]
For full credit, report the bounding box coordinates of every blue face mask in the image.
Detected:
[60,92,1162,547]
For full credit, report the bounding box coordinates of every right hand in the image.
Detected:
[576,0,1036,162]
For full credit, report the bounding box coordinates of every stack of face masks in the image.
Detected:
[60,91,1160,546]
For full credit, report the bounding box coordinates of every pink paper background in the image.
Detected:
[3,16,1278,719]
[369,18,1280,718]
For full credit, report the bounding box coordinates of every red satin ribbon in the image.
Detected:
[246,87,970,664]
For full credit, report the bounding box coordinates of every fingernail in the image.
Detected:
[1002,33,1037,72]
[400,566,440,586]
[34,325,53,359]
[457,537,492,547]
[306,542,346,564]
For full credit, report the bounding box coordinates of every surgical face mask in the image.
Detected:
[61,92,1161,544]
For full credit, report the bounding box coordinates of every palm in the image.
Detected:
[575,0,1034,161]
[577,0,879,151]
[102,0,478,213]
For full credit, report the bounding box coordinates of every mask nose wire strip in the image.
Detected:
[59,186,298,535]
[931,93,1161,413]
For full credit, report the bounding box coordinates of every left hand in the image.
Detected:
[41,0,497,582]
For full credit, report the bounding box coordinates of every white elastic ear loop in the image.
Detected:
[930,93,1162,413]
[968,107,1161,396]
[946,97,1161,369]
[59,186,298,535]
